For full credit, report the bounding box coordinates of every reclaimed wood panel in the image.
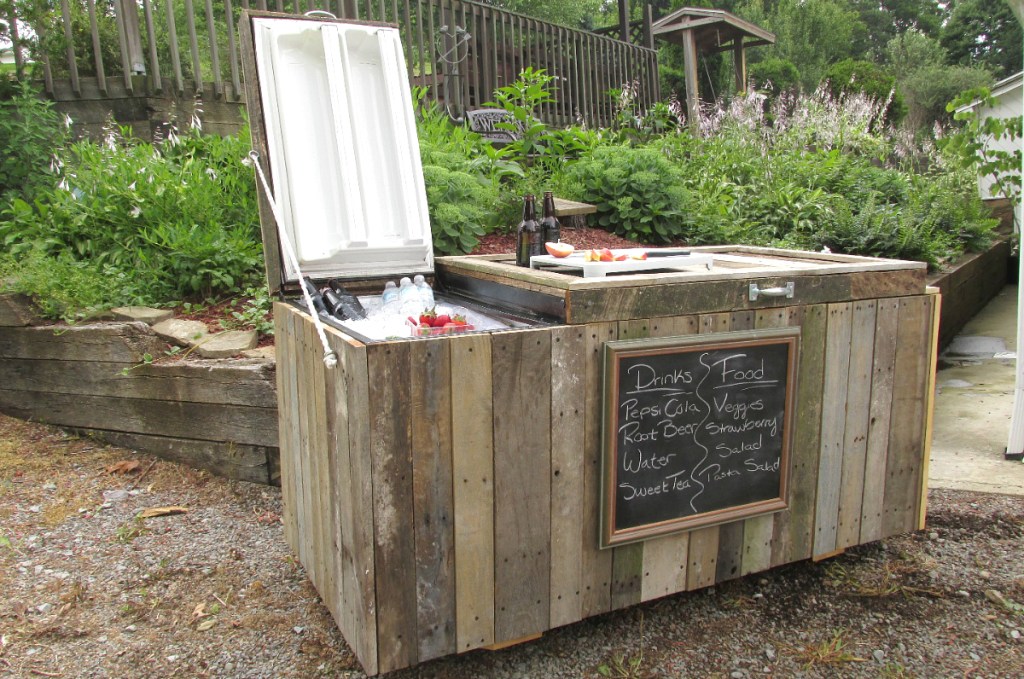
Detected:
[549,326,587,628]
[883,296,932,537]
[717,310,754,581]
[859,299,899,543]
[813,303,853,558]
[75,429,272,485]
[581,322,617,618]
[410,338,456,661]
[609,319,651,611]
[0,322,166,362]
[836,301,876,550]
[275,306,300,556]
[367,340,418,673]
[686,526,719,590]
[290,310,312,577]
[772,305,825,566]
[451,333,496,651]
[741,307,796,576]
[325,329,378,675]
[307,316,333,613]
[492,329,552,643]
[0,389,276,446]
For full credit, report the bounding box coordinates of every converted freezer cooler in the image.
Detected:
[241,11,939,676]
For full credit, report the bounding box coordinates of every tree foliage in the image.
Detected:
[942,0,1023,79]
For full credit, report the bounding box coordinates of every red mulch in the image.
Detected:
[470,226,655,255]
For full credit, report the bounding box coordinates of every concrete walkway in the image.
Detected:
[930,284,1024,495]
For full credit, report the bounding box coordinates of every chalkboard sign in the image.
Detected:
[600,329,799,548]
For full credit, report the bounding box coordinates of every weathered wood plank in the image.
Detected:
[0,389,277,446]
[608,319,651,610]
[308,315,334,616]
[451,333,496,651]
[680,313,728,586]
[74,429,272,485]
[275,305,300,556]
[332,328,378,675]
[568,274,854,324]
[639,314,697,601]
[719,310,754,581]
[581,322,617,617]
[836,301,876,550]
[813,303,853,558]
[492,329,552,643]
[0,293,40,327]
[610,543,644,610]
[549,325,587,628]
[772,305,825,566]
[410,338,456,661]
[686,526,719,590]
[291,310,313,579]
[715,522,745,582]
[640,531,689,601]
[367,340,418,673]
[741,307,795,575]
[883,296,931,537]
[860,299,899,543]
[0,322,166,362]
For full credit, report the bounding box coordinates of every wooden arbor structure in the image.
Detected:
[651,7,775,126]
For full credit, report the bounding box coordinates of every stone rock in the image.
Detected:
[241,345,275,360]
[153,319,209,347]
[872,649,885,663]
[111,306,174,325]
[195,330,258,359]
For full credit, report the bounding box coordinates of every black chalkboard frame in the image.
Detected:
[600,328,800,548]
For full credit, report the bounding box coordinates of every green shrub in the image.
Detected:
[0,82,70,202]
[822,59,906,125]
[0,121,263,317]
[565,145,689,243]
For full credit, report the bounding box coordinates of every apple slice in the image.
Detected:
[545,242,575,258]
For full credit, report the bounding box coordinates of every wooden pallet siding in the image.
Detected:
[0,320,278,485]
[275,289,936,675]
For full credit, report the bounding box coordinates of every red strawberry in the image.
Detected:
[434,313,451,327]
[451,314,468,326]
[419,307,437,327]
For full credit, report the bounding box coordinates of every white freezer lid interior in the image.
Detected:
[253,17,433,282]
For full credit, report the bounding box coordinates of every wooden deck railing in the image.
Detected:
[5,0,659,129]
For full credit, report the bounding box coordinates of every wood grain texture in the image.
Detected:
[0,322,166,362]
[367,341,418,673]
[291,310,313,579]
[639,314,697,601]
[0,293,39,327]
[549,326,587,628]
[772,305,825,566]
[686,526,720,590]
[410,338,456,661]
[836,301,876,550]
[813,303,853,558]
[883,296,931,537]
[325,329,378,675]
[492,329,552,643]
[71,429,272,485]
[581,322,617,618]
[275,306,300,557]
[567,274,853,324]
[859,299,899,544]
[451,333,496,651]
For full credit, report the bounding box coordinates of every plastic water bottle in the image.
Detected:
[414,274,435,308]
[398,276,421,315]
[380,280,400,314]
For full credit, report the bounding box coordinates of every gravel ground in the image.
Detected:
[2,411,1024,678]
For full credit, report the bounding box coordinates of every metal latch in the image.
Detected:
[749,281,795,301]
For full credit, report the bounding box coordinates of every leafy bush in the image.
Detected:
[0,120,263,318]
[565,146,689,243]
[0,82,70,202]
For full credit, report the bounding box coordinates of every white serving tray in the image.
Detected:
[530,251,714,278]
[250,16,433,284]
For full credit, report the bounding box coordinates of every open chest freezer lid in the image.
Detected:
[242,12,433,292]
